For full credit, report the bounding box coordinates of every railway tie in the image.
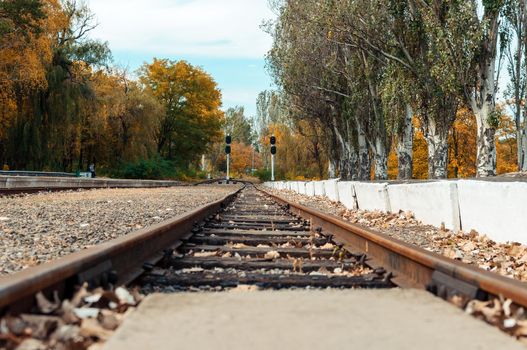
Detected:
[139,185,394,292]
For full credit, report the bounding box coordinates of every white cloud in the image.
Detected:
[87,0,274,58]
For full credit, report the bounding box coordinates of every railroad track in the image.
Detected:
[1,181,527,347]
[139,186,393,292]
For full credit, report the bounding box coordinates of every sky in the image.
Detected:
[87,0,276,117]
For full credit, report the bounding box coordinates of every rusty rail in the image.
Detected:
[0,186,241,314]
[261,187,527,308]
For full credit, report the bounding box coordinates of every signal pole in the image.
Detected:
[225,135,231,181]
[251,146,255,176]
[270,135,276,181]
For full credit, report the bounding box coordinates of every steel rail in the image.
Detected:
[0,185,242,314]
[261,187,527,307]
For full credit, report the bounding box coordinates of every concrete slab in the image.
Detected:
[0,175,179,189]
[354,182,391,212]
[323,179,339,202]
[104,289,523,350]
[297,182,307,195]
[291,181,300,193]
[305,182,315,196]
[337,181,357,210]
[387,181,461,231]
[457,180,527,243]
[314,181,325,196]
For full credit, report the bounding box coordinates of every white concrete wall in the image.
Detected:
[314,181,325,196]
[323,179,340,202]
[305,182,315,196]
[457,180,527,243]
[354,182,391,212]
[0,176,178,189]
[264,179,527,244]
[388,181,461,231]
[292,181,301,193]
[337,181,357,210]
[298,182,307,195]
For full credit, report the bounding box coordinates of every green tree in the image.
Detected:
[224,106,255,145]
[139,58,224,167]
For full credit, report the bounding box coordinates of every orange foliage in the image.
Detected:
[0,0,64,137]
[259,122,326,180]
[229,141,262,176]
[496,114,518,174]
[387,147,398,180]
[448,107,477,178]
[392,108,519,179]
[412,129,429,179]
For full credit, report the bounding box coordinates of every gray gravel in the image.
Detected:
[0,185,239,275]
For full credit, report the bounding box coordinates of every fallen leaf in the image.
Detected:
[264,251,280,260]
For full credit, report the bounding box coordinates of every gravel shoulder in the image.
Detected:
[265,188,527,282]
[0,185,239,275]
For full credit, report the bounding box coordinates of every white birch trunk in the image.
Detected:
[470,98,497,177]
[519,129,527,171]
[423,118,448,179]
[357,125,370,180]
[523,0,527,172]
[373,137,388,180]
[396,104,414,179]
[354,116,370,180]
[328,160,337,179]
[468,8,499,177]
[332,117,357,180]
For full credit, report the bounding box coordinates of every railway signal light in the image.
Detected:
[225,135,231,181]
[270,135,276,181]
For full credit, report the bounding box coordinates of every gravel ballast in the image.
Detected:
[0,185,239,275]
[265,188,527,282]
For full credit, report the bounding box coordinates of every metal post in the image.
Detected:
[271,154,275,181]
[251,146,254,176]
[226,154,230,181]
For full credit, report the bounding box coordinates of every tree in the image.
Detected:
[504,0,527,171]
[465,0,506,177]
[224,106,255,145]
[139,58,224,167]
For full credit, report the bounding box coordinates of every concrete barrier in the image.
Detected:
[457,180,527,243]
[265,179,527,244]
[387,181,461,231]
[354,182,391,212]
[314,181,325,196]
[305,182,315,196]
[323,179,340,202]
[292,181,301,193]
[337,181,357,210]
[298,182,307,195]
[0,176,180,190]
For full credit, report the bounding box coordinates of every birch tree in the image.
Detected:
[504,0,527,171]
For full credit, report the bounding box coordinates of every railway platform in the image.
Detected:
[104,289,523,350]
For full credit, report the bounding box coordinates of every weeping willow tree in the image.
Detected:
[3,0,111,171]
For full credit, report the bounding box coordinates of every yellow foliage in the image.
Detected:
[0,0,63,137]
[259,121,326,180]
[387,147,398,179]
[409,108,518,179]
[412,130,429,179]
[448,107,477,178]
[229,141,261,176]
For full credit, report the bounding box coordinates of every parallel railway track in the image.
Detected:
[0,181,526,341]
[139,186,392,292]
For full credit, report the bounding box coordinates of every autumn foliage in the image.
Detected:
[388,108,518,180]
[0,1,224,178]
